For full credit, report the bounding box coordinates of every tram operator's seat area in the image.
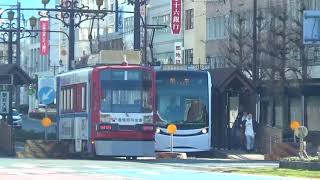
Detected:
[185,100,207,123]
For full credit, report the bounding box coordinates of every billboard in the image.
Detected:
[174,42,182,64]
[303,10,320,44]
[40,18,49,55]
[171,0,182,34]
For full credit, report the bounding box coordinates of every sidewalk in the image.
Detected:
[213,150,265,160]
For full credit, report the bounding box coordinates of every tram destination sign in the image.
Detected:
[0,75,13,85]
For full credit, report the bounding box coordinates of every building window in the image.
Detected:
[184,49,193,64]
[124,16,134,33]
[185,9,194,30]
[152,14,171,33]
[79,28,89,40]
[207,56,227,68]
[207,16,227,40]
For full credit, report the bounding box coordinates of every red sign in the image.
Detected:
[171,0,182,34]
[40,18,49,55]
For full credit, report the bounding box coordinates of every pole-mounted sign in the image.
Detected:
[0,91,10,114]
[167,124,177,152]
[40,17,49,55]
[171,0,182,34]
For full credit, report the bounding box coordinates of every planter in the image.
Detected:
[280,160,320,170]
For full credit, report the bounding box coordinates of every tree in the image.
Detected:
[221,11,252,76]
[221,0,314,128]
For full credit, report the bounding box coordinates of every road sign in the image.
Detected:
[167,124,177,152]
[38,77,55,105]
[303,10,320,44]
[167,124,177,134]
[290,120,301,130]
[41,117,52,128]
[39,86,55,105]
[294,126,309,139]
[0,91,9,114]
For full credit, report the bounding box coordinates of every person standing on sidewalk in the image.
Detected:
[243,113,258,152]
[240,112,248,150]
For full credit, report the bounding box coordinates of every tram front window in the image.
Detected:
[156,72,209,128]
[100,69,152,113]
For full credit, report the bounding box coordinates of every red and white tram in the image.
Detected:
[56,63,156,158]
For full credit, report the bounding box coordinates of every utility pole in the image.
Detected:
[133,0,141,51]
[253,0,257,89]
[143,2,147,64]
[16,1,21,66]
[252,0,259,122]
[68,0,75,70]
[16,1,21,107]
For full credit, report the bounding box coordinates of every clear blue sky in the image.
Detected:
[0,0,56,26]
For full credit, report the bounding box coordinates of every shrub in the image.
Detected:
[305,131,320,147]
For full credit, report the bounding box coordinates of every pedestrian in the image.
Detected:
[240,111,247,150]
[242,113,258,152]
[232,113,242,149]
[241,111,248,122]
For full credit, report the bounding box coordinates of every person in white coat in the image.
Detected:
[242,113,258,152]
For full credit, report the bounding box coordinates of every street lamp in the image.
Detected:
[41,0,50,8]
[96,0,104,7]
[1,0,138,70]
[7,10,14,22]
[29,16,37,29]
[39,0,117,70]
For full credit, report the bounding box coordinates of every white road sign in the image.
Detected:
[0,91,9,114]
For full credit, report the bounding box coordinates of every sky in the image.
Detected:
[0,0,56,26]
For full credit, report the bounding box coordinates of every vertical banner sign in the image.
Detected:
[174,42,182,64]
[40,18,49,55]
[171,0,182,34]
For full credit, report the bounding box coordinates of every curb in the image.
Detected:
[156,152,187,159]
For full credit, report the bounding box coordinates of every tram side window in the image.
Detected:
[81,85,87,111]
[63,89,67,112]
[70,88,74,111]
[61,84,87,113]
[61,87,73,113]
[60,89,64,112]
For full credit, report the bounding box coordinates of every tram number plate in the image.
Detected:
[98,124,112,131]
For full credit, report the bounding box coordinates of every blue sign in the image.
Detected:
[38,86,55,105]
[303,11,320,44]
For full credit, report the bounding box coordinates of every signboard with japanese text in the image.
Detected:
[174,42,182,64]
[171,0,182,34]
[0,91,9,114]
[40,18,49,55]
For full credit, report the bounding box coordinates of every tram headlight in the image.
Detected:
[156,128,161,134]
[201,128,207,134]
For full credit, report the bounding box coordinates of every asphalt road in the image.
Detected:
[0,158,299,180]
